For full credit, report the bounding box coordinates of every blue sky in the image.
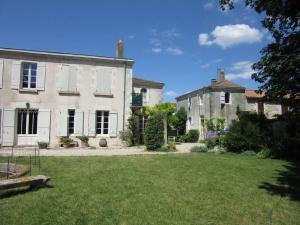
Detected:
[0,0,271,101]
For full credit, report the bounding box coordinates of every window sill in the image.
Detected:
[19,89,38,94]
[93,92,114,98]
[58,91,80,96]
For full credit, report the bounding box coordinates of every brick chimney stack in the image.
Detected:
[211,78,217,87]
[116,39,124,58]
[218,69,225,82]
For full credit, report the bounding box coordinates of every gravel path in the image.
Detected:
[0,143,202,157]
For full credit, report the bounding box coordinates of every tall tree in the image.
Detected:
[220,0,300,113]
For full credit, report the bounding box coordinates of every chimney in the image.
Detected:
[211,78,217,87]
[116,39,124,58]
[218,69,225,82]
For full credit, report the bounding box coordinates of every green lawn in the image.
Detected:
[1,153,300,225]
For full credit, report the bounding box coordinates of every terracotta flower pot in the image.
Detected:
[63,144,70,149]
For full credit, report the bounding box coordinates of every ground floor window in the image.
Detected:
[96,111,109,134]
[17,109,38,135]
[68,109,75,135]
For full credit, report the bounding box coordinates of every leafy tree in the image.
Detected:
[144,102,176,117]
[174,107,187,135]
[220,0,300,113]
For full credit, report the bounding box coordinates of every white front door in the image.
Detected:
[17,109,38,146]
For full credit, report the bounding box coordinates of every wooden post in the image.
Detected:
[163,115,167,145]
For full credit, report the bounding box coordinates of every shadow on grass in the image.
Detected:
[259,161,300,201]
[0,184,53,199]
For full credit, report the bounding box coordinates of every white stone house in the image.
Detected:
[176,70,287,139]
[0,43,134,148]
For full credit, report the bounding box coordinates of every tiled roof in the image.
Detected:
[133,77,164,88]
[245,90,266,98]
[211,80,245,89]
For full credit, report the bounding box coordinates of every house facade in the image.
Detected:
[0,42,134,147]
[176,70,246,138]
[176,70,286,139]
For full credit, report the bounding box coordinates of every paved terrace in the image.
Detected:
[0,143,201,157]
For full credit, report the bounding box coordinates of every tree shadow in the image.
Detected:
[0,183,53,199]
[259,161,300,201]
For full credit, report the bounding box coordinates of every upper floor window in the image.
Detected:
[141,88,148,102]
[21,63,37,89]
[96,111,109,135]
[225,92,230,104]
[199,95,203,105]
[221,92,230,104]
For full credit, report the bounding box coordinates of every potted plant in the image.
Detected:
[60,136,72,148]
[77,135,89,148]
[38,142,48,149]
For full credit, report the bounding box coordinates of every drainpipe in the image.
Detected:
[122,63,127,130]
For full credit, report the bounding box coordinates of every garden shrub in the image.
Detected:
[158,142,177,152]
[205,137,218,149]
[119,130,133,146]
[180,129,199,143]
[191,146,208,153]
[256,147,272,159]
[220,112,269,153]
[144,113,164,150]
[241,150,256,156]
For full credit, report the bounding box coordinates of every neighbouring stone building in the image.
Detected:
[176,70,286,139]
[0,41,164,148]
[131,77,164,143]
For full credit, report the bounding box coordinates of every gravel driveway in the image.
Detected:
[0,143,202,157]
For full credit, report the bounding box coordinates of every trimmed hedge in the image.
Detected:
[144,113,164,150]
[180,129,200,143]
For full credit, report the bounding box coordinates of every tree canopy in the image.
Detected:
[220,0,300,113]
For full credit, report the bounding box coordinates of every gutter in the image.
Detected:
[122,63,127,130]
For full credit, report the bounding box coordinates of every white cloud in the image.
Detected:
[164,91,178,98]
[128,35,135,39]
[200,63,210,69]
[166,47,183,55]
[152,48,162,53]
[226,61,254,80]
[203,2,214,9]
[198,24,263,49]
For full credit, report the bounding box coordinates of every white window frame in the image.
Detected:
[17,109,38,136]
[95,110,110,136]
[21,62,37,90]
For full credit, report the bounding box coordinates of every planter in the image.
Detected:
[99,138,107,147]
[81,141,89,148]
[63,144,71,149]
[38,142,48,149]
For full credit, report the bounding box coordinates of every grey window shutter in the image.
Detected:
[2,108,15,146]
[68,66,77,92]
[37,109,51,142]
[0,59,3,89]
[59,65,69,91]
[11,61,21,89]
[59,109,68,136]
[96,67,111,94]
[109,112,118,137]
[220,92,225,104]
[37,63,46,90]
[74,110,83,136]
[88,111,95,136]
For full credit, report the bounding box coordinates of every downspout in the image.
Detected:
[122,62,127,130]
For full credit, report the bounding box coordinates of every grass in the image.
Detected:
[0,153,300,225]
